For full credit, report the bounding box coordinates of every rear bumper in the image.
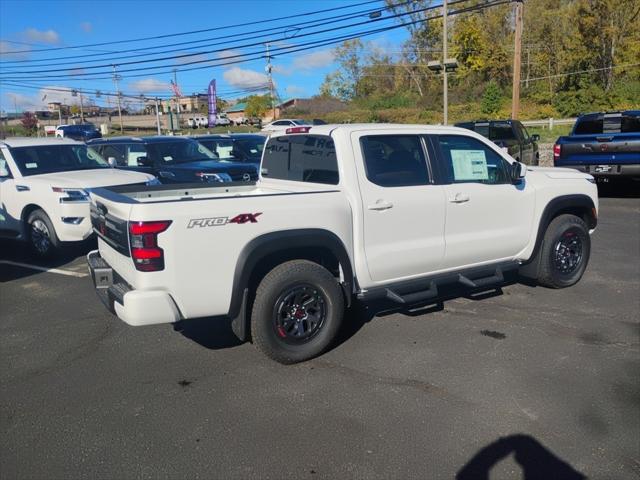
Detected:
[87,250,181,326]
[558,163,640,179]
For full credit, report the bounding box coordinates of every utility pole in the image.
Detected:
[173,69,181,130]
[112,65,124,133]
[265,43,275,121]
[443,0,448,125]
[79,92,85,123]
[511,0,523,119]
[154,97,162,135]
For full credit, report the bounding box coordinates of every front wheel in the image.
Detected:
[537,214,591,288]
[27,209,60,258]
[251,260,345,364]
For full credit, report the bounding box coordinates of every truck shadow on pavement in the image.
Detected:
[456,434,586,480]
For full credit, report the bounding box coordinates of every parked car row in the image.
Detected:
[0,133,267,257]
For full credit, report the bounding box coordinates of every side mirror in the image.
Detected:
[137,156,151,167]
[510,161,527,183]
[107,157,117,168]
[531,134,540,142]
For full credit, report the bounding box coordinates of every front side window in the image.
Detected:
[198,138,234,160]
[263,135,338,185]
[145,140,217,164]
[360,135,430,187]
[9,144,108,176]
[436,135,510,185]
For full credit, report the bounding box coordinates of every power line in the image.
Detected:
[0,0,383,55]
[0,0,418,66]
[522,62,640,82]
[0,0,498,82]
[0,3,446,75]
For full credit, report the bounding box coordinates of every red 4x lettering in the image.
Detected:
[228,212,262,224]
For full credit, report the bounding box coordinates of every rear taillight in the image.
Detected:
[129,220,172,272]
[553,143,561,161]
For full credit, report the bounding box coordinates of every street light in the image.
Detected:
[427,58,458,125]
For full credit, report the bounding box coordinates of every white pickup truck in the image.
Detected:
[87,124,598,363]
[0,137,158,257]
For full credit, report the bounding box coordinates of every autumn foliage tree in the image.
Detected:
[21,112,38,134]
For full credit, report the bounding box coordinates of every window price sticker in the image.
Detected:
[451,149,488,181]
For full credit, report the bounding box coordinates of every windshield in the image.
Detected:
[145,140,217,164]
[9,144,108,176]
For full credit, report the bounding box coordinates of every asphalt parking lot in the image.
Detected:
[1,187,638,479]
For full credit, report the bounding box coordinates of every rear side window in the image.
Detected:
[360,135,430,187]
[574,117,603,134]
[263,135,338,185]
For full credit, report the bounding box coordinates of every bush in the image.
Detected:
[480,81,503,115]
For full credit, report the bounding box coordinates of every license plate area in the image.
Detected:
[93,266,113,289]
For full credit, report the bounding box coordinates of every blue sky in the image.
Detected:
[0,0,409,113]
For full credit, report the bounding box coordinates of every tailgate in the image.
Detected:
[89,192,132,256]
[560,134,640,163]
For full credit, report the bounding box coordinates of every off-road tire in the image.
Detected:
[251,260,344,364]
[537,214,590,288]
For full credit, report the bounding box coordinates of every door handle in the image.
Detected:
[368,200,393,211]
[158,171,175,178]
[16,185,30,192]
[449,193,470,203]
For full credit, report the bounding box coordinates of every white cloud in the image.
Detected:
[223,67,270,89]
[292,50,334,70]
[216,49,242,60]
[174,52,209,65]
[272,64,293,76]
[285,85,306,96]
[80,22,92,33]
[0,40,30,59]
[3,85,82,111]
[24,28,60,44]
[5,92,40,110]
[128,78,172,93]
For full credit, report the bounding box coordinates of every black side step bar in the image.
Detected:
[358,261,517,305]
[457,267,504,289]
[385,281,438,305]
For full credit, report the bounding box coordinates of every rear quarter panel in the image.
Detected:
[118,190,353,319]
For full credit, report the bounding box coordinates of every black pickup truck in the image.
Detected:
[554,111,640,182]
[455,119,540,165]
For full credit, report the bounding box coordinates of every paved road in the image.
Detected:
[1,192,638,479]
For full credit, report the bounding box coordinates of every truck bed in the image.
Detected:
[90,181,333,204]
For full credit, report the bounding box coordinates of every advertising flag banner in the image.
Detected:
[208,79,217,127]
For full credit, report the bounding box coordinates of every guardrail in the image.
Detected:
[522,118,576,129]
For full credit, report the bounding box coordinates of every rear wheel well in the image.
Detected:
[248,247,342,299]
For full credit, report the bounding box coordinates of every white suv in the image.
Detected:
[0,137,158,257]
[261,119,309,133]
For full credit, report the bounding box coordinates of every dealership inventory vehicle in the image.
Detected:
[55,123,102,141]
[191,133,266,168]
[455,119,539,165]
[553,110,640,182]
[88,136,258,184]
[0,137,157,257]
[87,124,598,364]
[261,118,310,134]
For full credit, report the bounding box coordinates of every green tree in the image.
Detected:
[480,81,503,115]
[245,95,272,117]
[319,39,365,101]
